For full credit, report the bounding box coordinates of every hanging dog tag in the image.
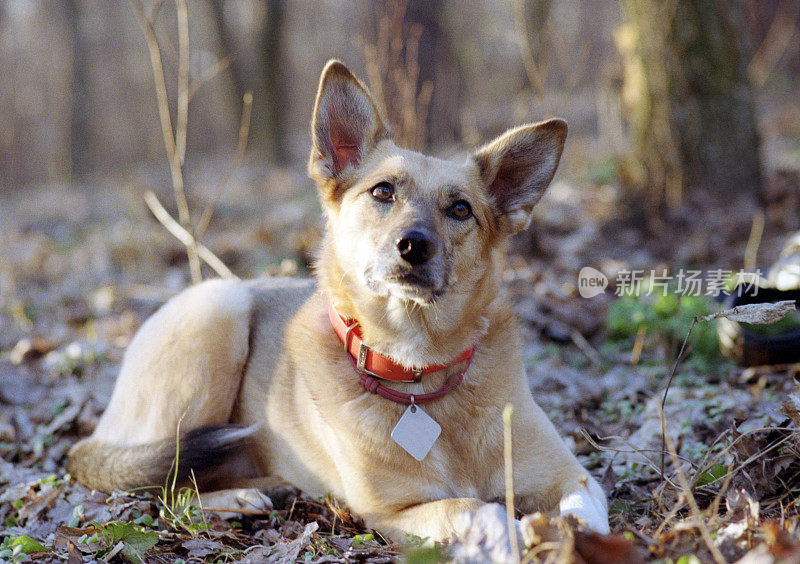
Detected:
[390,403,441,461]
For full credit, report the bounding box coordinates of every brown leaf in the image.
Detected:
[67,541,83,564]
[574,530,646,564]
[18,483,63,523]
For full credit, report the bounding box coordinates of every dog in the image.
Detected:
[67,60,609,542]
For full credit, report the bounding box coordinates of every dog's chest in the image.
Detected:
[391,406,503,498]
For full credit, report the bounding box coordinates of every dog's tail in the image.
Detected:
[66,425,258,493]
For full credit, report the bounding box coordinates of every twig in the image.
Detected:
[188,56,233,101]
[744,210,764,271]
[579,429,685,490]
[692,425,797,493]
[630,325,646,364]
[356,0,431,150]
[708,463,735,522]
[130,0,176,160]
[661,410,727,564]
[569,329,603,367]
[148,0,166,23]
[749,3,800,87]
[660,316,697,478]
[144,190,238,280]
[653,498,686,539]
[503,404,521,564]
[175,0,189,167]
[189,469,210,534]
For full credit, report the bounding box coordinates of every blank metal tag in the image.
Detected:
[390,404,441,461]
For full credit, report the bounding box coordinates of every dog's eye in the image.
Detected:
[371,182,395,201]
[447,200,472,220]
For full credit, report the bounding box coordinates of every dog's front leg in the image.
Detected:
[511,399,610,534]
[366,497,486,543]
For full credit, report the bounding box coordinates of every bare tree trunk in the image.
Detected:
[64,0,90,177]
[260,0,288,163]
[404,1,463,148]
[619,0,762,209]
[208,0,288,163]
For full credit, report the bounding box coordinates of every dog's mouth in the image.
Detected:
[366,267,448,304]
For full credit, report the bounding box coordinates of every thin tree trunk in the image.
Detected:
[619,0,762,209]
[405,1,463,148]
[65,0,90,177]
[260,0,288,163]
[208,1,287,163]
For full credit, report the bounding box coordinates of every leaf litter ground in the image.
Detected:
[2,175,800,562]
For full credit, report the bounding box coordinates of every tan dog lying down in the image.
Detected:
[67,60,609,542]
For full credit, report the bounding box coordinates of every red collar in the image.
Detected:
[327,301,475,383]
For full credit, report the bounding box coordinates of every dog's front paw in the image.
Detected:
[199,488,273,520]
[450,503,522,563]
[559,483,609,534]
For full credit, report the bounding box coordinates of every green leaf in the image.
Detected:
[95,521,159,563]
[8,535,50,554]
[696,463,727,487]
[352,533,375,546]
[132,513,154,527]
[69,504,84,527]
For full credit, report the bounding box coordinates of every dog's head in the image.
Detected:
[309,60,566,312]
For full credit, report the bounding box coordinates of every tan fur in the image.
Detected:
[67,60,607,542]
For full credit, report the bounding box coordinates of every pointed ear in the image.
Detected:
[473,119,567,233]
[308,60,390,193]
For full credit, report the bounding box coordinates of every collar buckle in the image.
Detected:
[356,341,370,373]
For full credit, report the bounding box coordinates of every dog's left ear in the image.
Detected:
[473,119,567,233]
[309,60,390,199]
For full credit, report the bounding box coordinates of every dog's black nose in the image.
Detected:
[397,230,435,265]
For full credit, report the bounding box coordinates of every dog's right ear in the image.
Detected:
[308,60,390,200]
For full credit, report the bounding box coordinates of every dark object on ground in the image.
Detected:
[718,286,800,365]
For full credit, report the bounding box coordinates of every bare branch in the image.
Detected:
[510,0,546,97]
[188,56,233,101]
[148,0,166,23]
[131,0,202,283]
[175,0,190,166]
[144,190,238,280]
[131,0,176,159]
